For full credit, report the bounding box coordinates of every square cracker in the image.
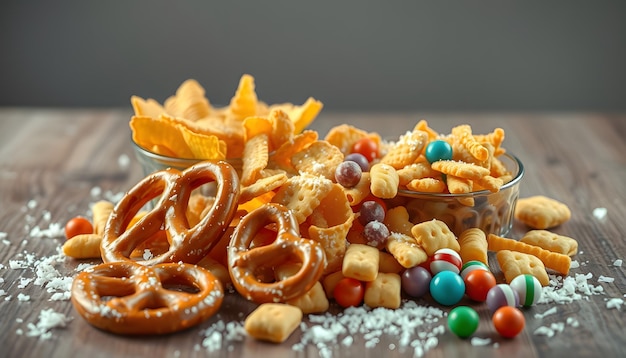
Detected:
[244,303,302,343]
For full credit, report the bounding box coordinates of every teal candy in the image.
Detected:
[425,140,453,164]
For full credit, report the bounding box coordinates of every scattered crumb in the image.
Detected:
[606,298,624,310]
[592,207,607,220]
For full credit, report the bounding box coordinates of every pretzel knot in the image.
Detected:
[227,203,327,303]
[101,160,240,265]
[71,261,224,335]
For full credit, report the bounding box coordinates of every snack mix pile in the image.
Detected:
[61,74,587,353]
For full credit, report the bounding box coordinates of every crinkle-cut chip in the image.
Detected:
[474,127,506,156]
[397,162,437,186]
[411,219,460,256]
[131,95,166,118]
[271,173,333,224]
[229,74,259,120]
[475,175,503,193]
[405,177,446,193]
[446,175,474,206]
[241,134,269,186]
[342,172,371,206]
[149,144,177,157]
[243,116,273,141]
[307,183,355,273]
[496,250,550,286]
[292,140,344,180]
[179,124,227,160]
[163,79,212,121]
[324,124,372,155]
[130,115,194,158]
[269,109,295,150]
[431,160,491,181]
[414,119,440,142]
[270,130,318,171]
[269,97,323,134]
[239,172,288,204]
[381,130,428,169]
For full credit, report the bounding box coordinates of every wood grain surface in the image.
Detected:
[0,109,624,358]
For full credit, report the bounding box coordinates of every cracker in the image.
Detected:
[239,172,287,204]
[405,177,446,193]
[396,162,436,186]
[271,174,333,224]
[292,140,344,180]
[276,263,329,313]
[322,270,345,299]
[514,195,571,229]
[241,133,270,186]
[369,163,399,199]
[458,228,488,265]
[431,160,490,181]
[364,272,402,309]
[378,251,404,274]
[496,250,549,286]
[91,200,114,235]
[342,172,372,206]
[385,232,428,268]
[383,206,414,237]
[411,219,460,256]
[451,124,489,162]
[62,233,102,259]
[487,234,571,275]
[381,130,428,169]
[520,230,578,256]
[244,303,302,343]
[342,243,379,282]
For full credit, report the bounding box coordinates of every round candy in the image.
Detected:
[344,153,370,172]
[65,216,94,240]
[351,137,379,162]
[492,306,525,338]
[460,260,490,280]
[430,271,465,306]
[486,284,519,314]
[425,140,453,164]
[401,266,432,298]
[448,306,480,338]
[335,161,362,188]
[430,248,462,275]
[510,274,543,307]
[358,200,385,226]
[464,269,497,302]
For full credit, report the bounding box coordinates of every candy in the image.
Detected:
[492,306,525,338]
[509,274,543,307]
[401,266,432,298]
[335,160,363,188]
[486,284,519,314]
[460,260,490,279]
[448,306,480,338]
[430,248,462,275]
[429,271,465,306]
[425,139,453,164]
[464,269,496,302]
[344,152,370,172]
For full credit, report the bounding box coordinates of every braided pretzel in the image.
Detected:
[227,203,326,303]
[101,161,240,265]
[71,261,223,335]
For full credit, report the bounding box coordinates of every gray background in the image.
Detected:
[1,1,624,111]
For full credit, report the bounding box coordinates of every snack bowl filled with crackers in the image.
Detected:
[375,121,524,238]
[392,151,524,237]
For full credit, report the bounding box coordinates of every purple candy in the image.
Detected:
[344,153,370,172]
[401,266,432,298]
[486,284,520,314]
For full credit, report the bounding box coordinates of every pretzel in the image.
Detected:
[227,203,326,303]
[101,161,240,265]
[71,260,223,335]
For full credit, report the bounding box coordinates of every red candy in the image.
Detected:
[464,269,497,302]
[430,248,462,275]
[492,306,525,338]
[334,277,365,308]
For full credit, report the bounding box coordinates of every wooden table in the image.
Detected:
[0,109,624,358]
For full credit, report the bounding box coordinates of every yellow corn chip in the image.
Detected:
[130,115,194,158]
[179,124,227,160]
[131,96,166,118]
[270,97,323,134]
[229,74,258,120]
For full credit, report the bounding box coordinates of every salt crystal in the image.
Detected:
[606,298,624,310]
[534,326,555,337]
[613,259,622,267]
[592,207,607,220]
[25,308,72,340]
[470,337,492,346]
[118,154,130,169]
[598,275,614,283]
[17,293,30,301]
[534,306,557,319]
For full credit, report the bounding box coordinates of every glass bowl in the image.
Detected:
[131,139,243,178]
[388,153,524,237]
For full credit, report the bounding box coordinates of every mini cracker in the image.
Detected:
[405,177,446,193]
[364,272,402,309]
[342,243,379,282]
[91,200,114,235]
[239,172,288,204]
[411,219,460,256]
[381,130,428,169]
[520,230,578,256]
[458,228,488,265]
[276,264,329,313]
[431,160,490,181]
[385,232,428,268]
[496,250,549,286]
[378,251,404,274]
[62,233,102,259]
[396,162,437,186]
[244,303,302,343]
[241,133,270,186]
[370,163,399,199]
[383,206,414,237]
[342,172,371,206]
[514,195,571,229]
